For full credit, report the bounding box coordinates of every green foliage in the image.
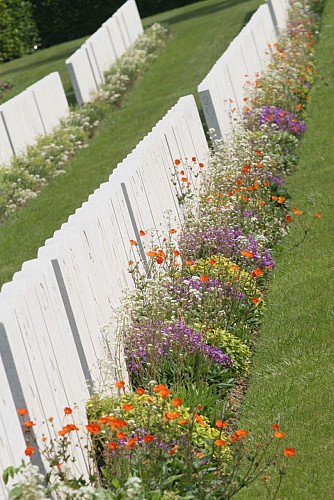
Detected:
[0,0,39,62]
[29,0,203,48]
[205,328,251,374]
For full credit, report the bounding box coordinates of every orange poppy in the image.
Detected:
[173,250,180,256]
[293,207,302,216]
[17,408,28,416]
[139,230,146,236]
[23,421,35,428]
[199,163,204,168]
[24,446,34,456]
[158,388,172,399]
[178,419,189,425]
[272,424,280,430]
[86,423,101,435]
[252,268,263,278]
[215,439,226,447]
[243,165,250,173]
[64,407,72,415]
[129,239,137,246]
[284,447,296,457]
[274,431,286,439]
[172,398,183,407]
[216,419,228,429]
[115,381,125,389]
[174,159,181,166]
[156,257,164,265]
[58,424,79,436]
[126,437,138,449]
[107,441,117,450]
[235,429,248,437]
[315,212,321,218]
[116,432,127,439]
[153,384,168,392]
[241,250,254,259]
[195,414,206,426]
[136,387,145,395]
[147,250,157,257]
[144,435,154,443]
[166,412,180,420]
[252,297,259,305]
[122,404,134,412]
[169,229,177,234]
[200,275,209,282]
[285,216,292,223]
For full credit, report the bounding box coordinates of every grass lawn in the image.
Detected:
[0,0,261,288]
[236,1,334,498]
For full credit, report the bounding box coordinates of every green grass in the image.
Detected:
[236,2,334,498]
[0,0,261,288]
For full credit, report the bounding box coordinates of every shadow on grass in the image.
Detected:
[160,0,257,26]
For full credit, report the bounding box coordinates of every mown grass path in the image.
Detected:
[0,0,261,288]
[237,1,334,498]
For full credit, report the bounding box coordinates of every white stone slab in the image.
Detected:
[88,26,117,80]
[267,0,289,31]
[113,10,132,50]
[117,0,144,45]
[0,112,15,165]
[103,15,128,59]
[0,90,45,156]
[66,47,98,105]
[30,72,69,134]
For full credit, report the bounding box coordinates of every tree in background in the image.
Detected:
[0,0,39,62]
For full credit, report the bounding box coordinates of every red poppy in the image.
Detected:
[272,424,280,430]
[64,407,72,415]
[174,159,181,166]
[144,435,154,443]
[139,230,146,236]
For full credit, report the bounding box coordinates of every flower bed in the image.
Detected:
[3,1,323,498]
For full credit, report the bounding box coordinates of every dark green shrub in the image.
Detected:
[29,0,204,48]
[0,0,39,62]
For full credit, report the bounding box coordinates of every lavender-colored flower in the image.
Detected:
[124,320,233,375]
[179,225,274,269]
[256,105,306,137]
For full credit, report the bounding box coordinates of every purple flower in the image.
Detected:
[124,320,234,375]
[256,105,306,137]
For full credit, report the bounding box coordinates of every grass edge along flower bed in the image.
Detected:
[3,1,323,498]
